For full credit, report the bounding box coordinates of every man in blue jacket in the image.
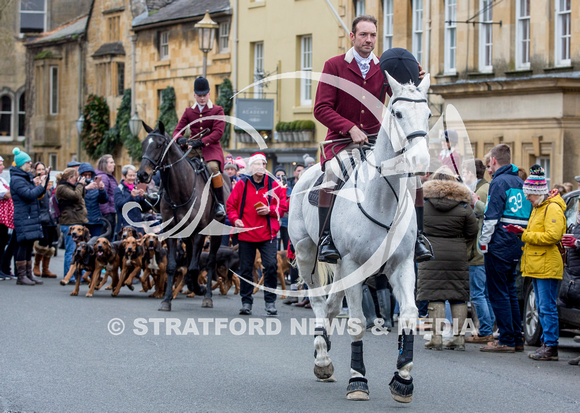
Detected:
[479,144,531,352]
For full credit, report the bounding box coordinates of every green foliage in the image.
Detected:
[275,121,285,131]
[216,78,233,146]
[301,120,315,130]
[290,120,301,131]
[81,95,112,160]
[34,50,55,60]
[115,89,142,161]
[156,86,178,137]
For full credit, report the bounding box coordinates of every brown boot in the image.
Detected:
[41,247,57,278]
[528,344,558,361]
[16,261,35,285]
[26,260,43,285]
[33,241,46,276]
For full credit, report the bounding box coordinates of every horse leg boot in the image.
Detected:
[346,341,369,400]
[389,332,414,403]
[211,174,226,220]
[361,285,377,329]
[425,301,445,350]
[318,188,340,263]
[444,303,467,351]
[414,188,433,263]
[42,247,57,278]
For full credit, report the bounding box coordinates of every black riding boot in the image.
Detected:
[414,205,433,263]
[318,189,340,263]
[211,175,226,220]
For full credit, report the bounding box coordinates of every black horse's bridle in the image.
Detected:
[389,96,429,153]
[141,132,192,180]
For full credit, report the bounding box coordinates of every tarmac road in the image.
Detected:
[1,251,579,412]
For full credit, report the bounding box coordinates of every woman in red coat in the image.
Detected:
[173,77,226,218]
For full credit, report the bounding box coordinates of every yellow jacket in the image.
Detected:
[521,194,567,279]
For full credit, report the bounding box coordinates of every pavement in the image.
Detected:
[1,249,580,412]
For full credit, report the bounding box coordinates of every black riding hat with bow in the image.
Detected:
[194,77,210,95]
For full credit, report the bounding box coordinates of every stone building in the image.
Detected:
[25,16,88,170]
[422,0,580,185]
[0,0,91,164]
[131,0,232,136]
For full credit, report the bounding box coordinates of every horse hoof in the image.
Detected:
[316,374,337,383]
[346,379,369,401]
[202,298,213,308]
[346,391,369,401]
[314,363,334,380]
[159,302,172,311]
[389,372,413,404]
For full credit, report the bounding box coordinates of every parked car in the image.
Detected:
[523,189,580,345]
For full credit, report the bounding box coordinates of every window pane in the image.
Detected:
[20,13,44,32]
[20,0,45,11]
[1,96,11,112]
[117,63,124,96]
[19,94,25,112]
[51,67,58,114]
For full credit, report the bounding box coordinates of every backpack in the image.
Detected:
[49,192,61,221]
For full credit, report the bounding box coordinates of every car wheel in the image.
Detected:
[523,281,542,346]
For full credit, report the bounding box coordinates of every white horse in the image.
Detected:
[288,72,431,403]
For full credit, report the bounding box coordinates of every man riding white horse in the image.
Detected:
[313,16,432,265]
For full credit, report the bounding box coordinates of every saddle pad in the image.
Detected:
[307,174,325,206]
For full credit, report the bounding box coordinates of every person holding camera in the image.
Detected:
[56,167,90,280]
[10,148,49,285]
[78,163,108,237]
[31,162,58,278]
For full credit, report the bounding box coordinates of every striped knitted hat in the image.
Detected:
[523,164,548,195]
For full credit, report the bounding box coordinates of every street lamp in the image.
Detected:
[129,112,142,137]
[76,114,84,161]
[194,11,219,77]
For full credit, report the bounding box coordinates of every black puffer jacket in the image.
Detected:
[416,179,479,302]
[9,166,46,242]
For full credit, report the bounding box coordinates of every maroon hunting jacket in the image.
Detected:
[173,101,226,171]
[314,48,390,168]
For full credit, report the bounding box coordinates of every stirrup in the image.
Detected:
[318,235,340,263]
[414,234,433,263]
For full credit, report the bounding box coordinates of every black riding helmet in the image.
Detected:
[379,48,420,86]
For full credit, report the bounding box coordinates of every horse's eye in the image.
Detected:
[156,143,163,149]
[428,112,433,119]
[395,111,403,119]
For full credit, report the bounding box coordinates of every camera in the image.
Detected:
[280,175,287,185]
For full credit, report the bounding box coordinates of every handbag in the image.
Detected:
[0,181,14,229]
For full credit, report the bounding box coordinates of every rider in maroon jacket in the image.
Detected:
[313,15,432,264]
[173,77,226,218]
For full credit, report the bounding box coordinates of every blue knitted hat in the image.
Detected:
[12,147,31,167]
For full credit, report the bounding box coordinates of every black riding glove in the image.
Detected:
[190,140,204,149]
[177,137,188,150]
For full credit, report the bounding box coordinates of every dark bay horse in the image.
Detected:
[136,121,228,311]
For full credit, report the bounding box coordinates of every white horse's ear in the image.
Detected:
[385,71,402,97]
[417,73,430,96]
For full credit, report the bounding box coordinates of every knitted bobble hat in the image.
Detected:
[523,164,548,195]
[13,147,31,167]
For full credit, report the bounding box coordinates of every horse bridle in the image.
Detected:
[141,132,192,178]
[389,96,429,153]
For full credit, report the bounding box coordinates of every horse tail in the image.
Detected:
[317,262,335,287]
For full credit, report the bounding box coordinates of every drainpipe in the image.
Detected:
[130,34,137,119]
[232,0,239,150]
[324,0,349,36]
[425,0,431,75]
[78,37,84,162]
